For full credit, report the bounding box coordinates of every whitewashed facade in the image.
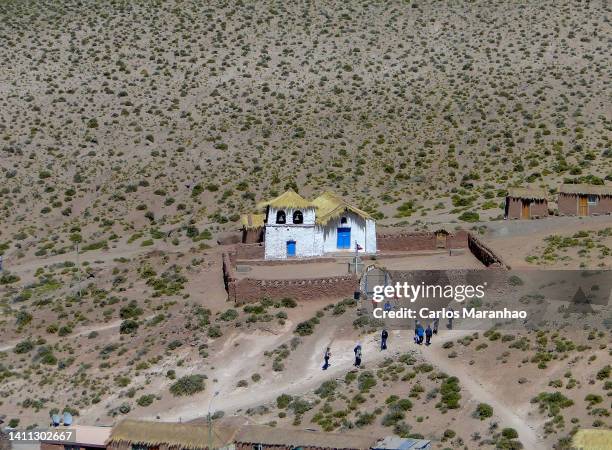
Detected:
[259,191,377,260]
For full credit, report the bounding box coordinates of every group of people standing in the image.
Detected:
[323,319,439,370]
[413,319,438,346]
[322,326,415,370]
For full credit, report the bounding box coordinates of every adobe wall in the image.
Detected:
[468,234,509,269]
[530,199,549,218]
[587,195,612,215]
[558,193,577,215]
[241,228,263,244]
[377,232,435,251]
[234,243,265,260]
[376,230,468,251]
[505,197,523,219]
[223,251,358,305]
[447,229,469,248]
[506,198,548,219]
[222,230,505,305]
[230,275,359,305]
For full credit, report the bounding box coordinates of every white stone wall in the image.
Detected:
[262,207,376,259]
[266,206,316,225]
[264,225,321,259]
[320,212,376,254]
[365,219,377,253]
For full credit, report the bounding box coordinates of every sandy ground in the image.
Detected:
[236,251,483,280]
[481,215,611,268]
[150,324,544,448]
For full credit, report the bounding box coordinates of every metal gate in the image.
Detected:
[360,265,391,300]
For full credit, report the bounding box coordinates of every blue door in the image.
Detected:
[337,228,351,249]
[286,240,296,257]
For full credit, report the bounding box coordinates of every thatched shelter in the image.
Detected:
[106,420,377,450]
[256,189,313,210]
[571,428,612,450]
[240,213,264,243]
[504,187,548,219]
[311,191,373,225]
[234,425,375,450]
[558,184,612,216]
[106,420,238,450]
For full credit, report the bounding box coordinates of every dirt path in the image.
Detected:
[158,326,543,449]
[422,331,543,449]
[156,325,405,422]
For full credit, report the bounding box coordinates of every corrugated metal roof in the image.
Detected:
[373,435,431,449]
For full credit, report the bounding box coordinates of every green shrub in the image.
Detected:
[137,394,156,407]
[170,375,206,396]
[276,394,292,409]
[474,402,493,420]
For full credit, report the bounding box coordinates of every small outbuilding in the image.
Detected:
[40,425,111,450]
[372,436,432,450]
[106,419,237,450]
[234,425,375,450]
[240,213,265,244]
[558,184,612,216]
[504,187,549,219]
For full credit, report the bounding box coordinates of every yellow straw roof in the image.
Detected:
[240,213,265,230]
[256,189,313,210]
[107,419,238,450]
[507,187,548,200]
[312,191,372,225]
[571,429,612,450]
[559,183,612,196]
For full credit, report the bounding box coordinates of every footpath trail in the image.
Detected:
[420,330,543,450]
[160,326,542,450]
[158,325,405,422]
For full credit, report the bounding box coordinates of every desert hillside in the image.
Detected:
[0,1,611,449]
[1,0,611,259]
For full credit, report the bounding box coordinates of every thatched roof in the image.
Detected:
[46,426,111,446]
[240,213,265,230]
[507,187,548,200]
[559,183,612,196]
[312,191,372,225]
[571,429,612,450]
[256,190,314,210]
[252,190,373,225]
[235,425,375,449]
[107,420,238,450]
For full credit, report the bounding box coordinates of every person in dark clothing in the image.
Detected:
[381,329,388,350]
[433,318,439,335]
[354,344,362,367]
[322,347,331,370]
[425,324,433,345]
[416,324,424,344]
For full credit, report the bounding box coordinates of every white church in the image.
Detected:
[242,190,377,260]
